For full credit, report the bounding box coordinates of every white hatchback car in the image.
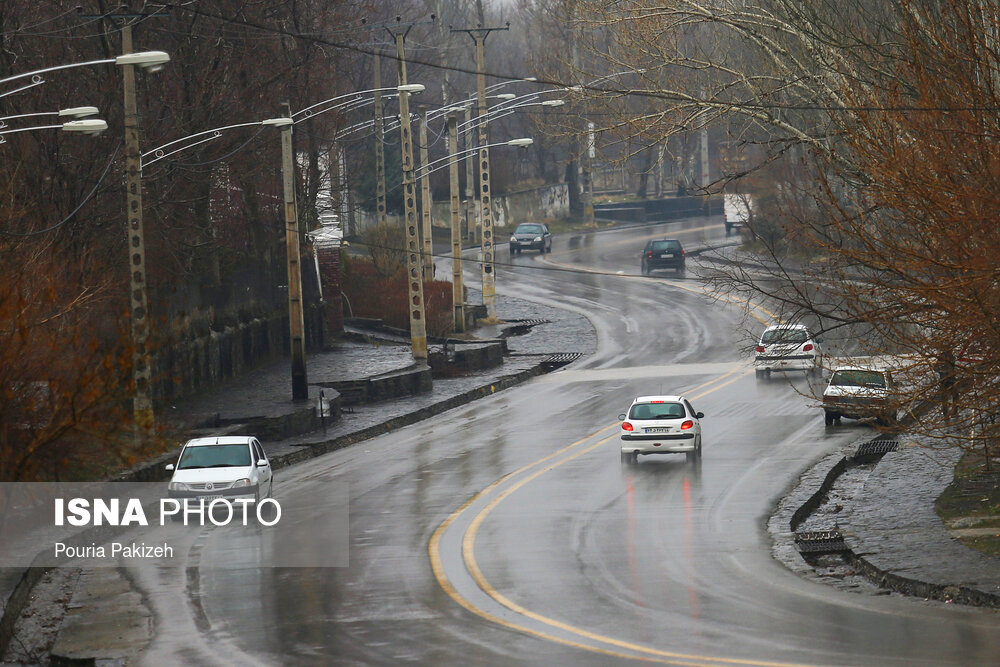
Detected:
[755,324,823,378]
[619,395,704,464]
[166,436,273,504]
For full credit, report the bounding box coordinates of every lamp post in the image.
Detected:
[261,111,309,401]
[2,49,168,439]
[120,33,170,439]
[414,137,533,335]
[0,118,107,142]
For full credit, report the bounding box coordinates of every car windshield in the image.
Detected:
[515,224,544,235]
[177,444,251,469]
[761,328,809,344]
[650,240,681,252]
[830,370,886,388]
[629,402,686,420]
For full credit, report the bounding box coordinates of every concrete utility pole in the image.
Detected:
[373,53,388,228]
[448,114,465,332]
[418,107,434,278]
[452,23,509,321]
[121,23,155,437]
[278,101,309,400]
[391,27,428,360]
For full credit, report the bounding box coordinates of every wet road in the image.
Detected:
[141,218,1000,665]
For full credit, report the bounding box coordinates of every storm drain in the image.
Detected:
[542,352,583,370]
[854,439,900,458]
[794,529,850,554]
[501,319,551,338]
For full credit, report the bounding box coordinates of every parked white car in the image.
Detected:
[822,366,899,426]
[619,395,704,464]
[755,324,823,378]
[166,436,274,503]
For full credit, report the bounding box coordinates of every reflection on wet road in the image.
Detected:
[142,217,1000,666]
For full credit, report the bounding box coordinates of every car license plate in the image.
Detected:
[197,494,223,502]
[644,427,670,434]
[660,253,674,258]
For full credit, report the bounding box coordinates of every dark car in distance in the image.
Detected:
[509,223,552,254]
[641,239,686,276]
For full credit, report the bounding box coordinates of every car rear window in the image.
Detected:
[761,328,809,344]
[650,240,681,252]
[830,370,886,388]
[516,224,544,234]
[178,444,252,469]
[629,402,686,420]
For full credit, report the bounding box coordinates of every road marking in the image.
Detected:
[430,364,822,666]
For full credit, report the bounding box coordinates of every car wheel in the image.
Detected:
[641,263,649,276]
[824,411,835,426]
[755,369,766,380]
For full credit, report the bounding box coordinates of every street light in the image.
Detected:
[261,110,309,400]
[0,118,107,145]
[1,48,169,440]
[0,106,99,125]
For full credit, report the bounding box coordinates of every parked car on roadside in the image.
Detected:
[822,366,898,426]
[166,435,274,504]
[755,324,823,378]
[619,395,704,464]
[509,223,552,254]
[640,239,686,276]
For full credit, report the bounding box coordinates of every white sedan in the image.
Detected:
[619,395,704,464]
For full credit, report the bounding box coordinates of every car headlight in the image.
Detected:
[534,236,542,242]
[168,482,188,491]
[510,236,517,243]
[231,478,252,488]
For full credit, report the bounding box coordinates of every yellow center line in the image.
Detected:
[429,363,822,666]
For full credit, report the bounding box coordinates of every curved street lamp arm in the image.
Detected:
[0,78,46,100]
[292,87,400,119]
[141,121,264,167]
[0,59,114,87]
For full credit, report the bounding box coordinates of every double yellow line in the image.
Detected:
[428,364,819,665]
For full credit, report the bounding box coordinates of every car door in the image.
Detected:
[252,439,272,497]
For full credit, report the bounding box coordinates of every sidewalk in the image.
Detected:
[845,442,1000,605]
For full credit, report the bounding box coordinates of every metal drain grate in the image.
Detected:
[542,352,583,369]
[794,529,849,554]
[855,439,899,458]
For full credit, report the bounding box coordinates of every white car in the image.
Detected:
[822,366,898,426]
[619,395,704,464]
[166,436,274,504]
[755,324,823,378]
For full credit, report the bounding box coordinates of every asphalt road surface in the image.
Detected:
[137,218,1000,665]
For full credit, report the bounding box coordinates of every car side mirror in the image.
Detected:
[165,463,175,471]
[696,412,705,419]
[257,459,269,467]
[618,413,626,421]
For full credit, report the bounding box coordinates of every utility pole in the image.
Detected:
[121,22,155,438]
[418,106,434,278]
[452,23,510,321]
[373,52,388,228]
[448,113,465,332]
[390,25,428,360]
[278,102,309,400]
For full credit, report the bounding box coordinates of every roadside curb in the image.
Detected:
[787,437,1000,609]
[269,361,548,471]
